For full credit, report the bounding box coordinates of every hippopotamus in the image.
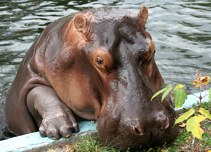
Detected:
[5,6,178,150]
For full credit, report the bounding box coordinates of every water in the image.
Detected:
[0,0,210,138]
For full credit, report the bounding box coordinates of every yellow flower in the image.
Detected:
[200,76,210,85]
[191,80,200,88]
[191,75,210,88]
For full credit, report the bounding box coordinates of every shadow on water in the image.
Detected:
[0,0,210,139]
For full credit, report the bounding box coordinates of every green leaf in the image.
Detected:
[175,84,185,89]
[209,88,211,102]
[186,115,206,140]
[199,107,211,120]
[161,85,173,102]
[173,85,188,109]
[175,108,195,125]
[151,87,168,101]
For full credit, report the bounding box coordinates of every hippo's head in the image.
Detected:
[46,6,178,150]
[94,7,178,150]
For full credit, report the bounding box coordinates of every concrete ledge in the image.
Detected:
[0,121,96,152]
[0,91,209,152]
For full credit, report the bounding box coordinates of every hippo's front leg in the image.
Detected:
[27,85,79,139]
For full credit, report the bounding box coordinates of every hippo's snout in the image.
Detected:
[127,111,170,137]
[97,86,178,150]
[98,108,178,150]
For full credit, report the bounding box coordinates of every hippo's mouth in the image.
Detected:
[97,114,179,150]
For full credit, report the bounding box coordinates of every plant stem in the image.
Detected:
[196,141,198,152]
[191,137,199,152]
[191,137,195,152]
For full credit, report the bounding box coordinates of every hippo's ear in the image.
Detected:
[73,14,88,33]
[138,5,148,28]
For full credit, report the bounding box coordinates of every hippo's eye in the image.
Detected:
[96,56,104,65]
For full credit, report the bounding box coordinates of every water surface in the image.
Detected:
[0,0,210,138]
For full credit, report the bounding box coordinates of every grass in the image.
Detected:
[73,103,211,152]
[75,135,118,152]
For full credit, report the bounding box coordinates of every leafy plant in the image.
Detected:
[151,70,211,151]
[151,83,188,108]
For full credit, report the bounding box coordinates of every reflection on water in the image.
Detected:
[0,0,210,138]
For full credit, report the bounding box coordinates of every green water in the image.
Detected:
[0,0,210,138]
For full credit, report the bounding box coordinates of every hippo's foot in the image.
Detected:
[27,85,79,139]
[39,108,79,139]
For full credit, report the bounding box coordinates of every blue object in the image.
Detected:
[0,121,96,152]
[0,91,210,152]
[180,90,209,109]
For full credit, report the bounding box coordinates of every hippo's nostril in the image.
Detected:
[164,117,170,129]
[156,112,170,130]
[132,125,144,136]
[160,116,170,130]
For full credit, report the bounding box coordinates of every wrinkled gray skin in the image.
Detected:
[5,6,178,150]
